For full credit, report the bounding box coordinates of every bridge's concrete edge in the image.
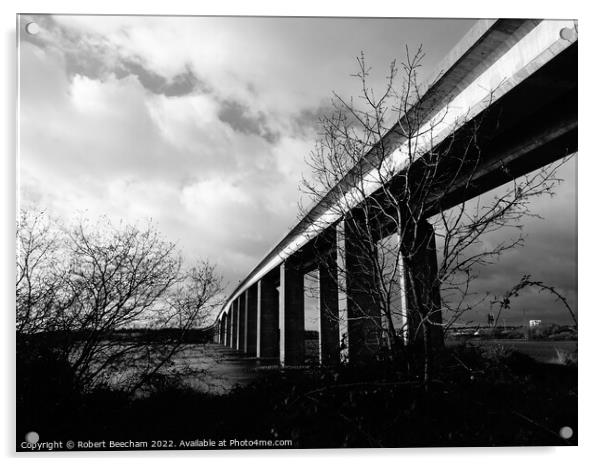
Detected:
[214,18,577,325]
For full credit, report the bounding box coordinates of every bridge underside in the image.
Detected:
[215,30,577,367]
[426,42,577,214]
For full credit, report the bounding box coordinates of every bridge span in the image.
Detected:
[211,19,577,366]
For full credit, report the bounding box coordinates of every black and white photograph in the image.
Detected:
[14,9,579,453]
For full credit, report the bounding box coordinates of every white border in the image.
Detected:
[2,1,598,465]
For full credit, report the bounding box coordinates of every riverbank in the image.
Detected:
[17,343,577,449]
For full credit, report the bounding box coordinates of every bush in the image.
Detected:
[553,348,578,366]
[17,343,577,449]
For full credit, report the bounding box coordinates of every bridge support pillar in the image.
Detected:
[219,317,223,344]
[280,261,305,366]
[401,220,444,350]
[257,271,279,359]
[237,296,246,351]
[225,311,231,347]
[344,215,382,364]
[231,301,238,349]
[245,285,258,355]
[336,222,349,363]
[318,227,341,365]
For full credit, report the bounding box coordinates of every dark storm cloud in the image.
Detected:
[290,98,378,140]
[120,61,201,97]
[162,69,200,97]
[217,100,280,143]
[118,60,166,92]
[22,14,202,98]
[291,104,331,135]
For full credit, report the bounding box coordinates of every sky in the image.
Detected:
[18,15,577,327]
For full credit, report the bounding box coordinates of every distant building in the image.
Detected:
[529,320,542,328]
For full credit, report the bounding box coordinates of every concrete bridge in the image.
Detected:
[211,19,577,366]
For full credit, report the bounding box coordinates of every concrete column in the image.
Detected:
[336,221,349,363]
[235,298,242,351]
[402,220,444,350]
[245,284,258,355]
[238,293,246,352]
[220,312,228,345]
[344,214,381,364]
[279,260,305,366]
[231,301,238,349]
[396,247,410,347]
[257,271,279,358]
[225,312,231,347]
[318,227,341,365]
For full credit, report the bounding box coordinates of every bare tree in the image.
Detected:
[133,261,224,392]
[16,209,67,335]
[16,209,223,394]
[490,274,577,330]
[300,48,571,383]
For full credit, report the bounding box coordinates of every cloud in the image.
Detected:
[18,15,576,324]
[18,24,317,292]
[217,100,279,143]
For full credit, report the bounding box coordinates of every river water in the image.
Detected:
[118,339,577,395]
[168,344,277,394]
